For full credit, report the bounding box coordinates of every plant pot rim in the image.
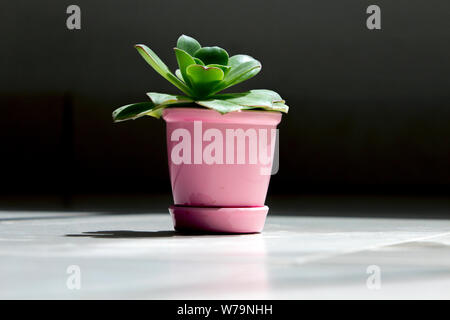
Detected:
[162,107,282,125]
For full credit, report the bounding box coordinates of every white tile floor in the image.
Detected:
[1,210,449,299]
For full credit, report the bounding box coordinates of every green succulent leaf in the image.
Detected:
[254,89,285,103]
[145,92,193,117]
[176,35,201,56]
[194,46,229,66]
[194,58,204,65]
[114,36,288,122]
[213,92,271,108]
[174,48,196,86]
[175,69,183,81]
[146,92,193,106]
[134,44,194,96]
[112,102,156,122]
[267,102,289,113]
[196,89,288,114]
[113,93,195,122]
[195,99,250,114]
[214,89,284,106]
[226,55,261,84]
[210,54,261,94]
[186,65,224,98]
[206,64,231,76]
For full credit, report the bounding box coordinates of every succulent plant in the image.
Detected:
[113,35,288,122]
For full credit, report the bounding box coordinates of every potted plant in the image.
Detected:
[113,35,288,233]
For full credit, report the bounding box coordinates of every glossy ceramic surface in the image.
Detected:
[163,108,282,207]
[169,205,269,233]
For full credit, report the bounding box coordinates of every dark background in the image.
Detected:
[1,1,449,213]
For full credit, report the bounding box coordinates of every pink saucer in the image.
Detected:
[169,205,269,234]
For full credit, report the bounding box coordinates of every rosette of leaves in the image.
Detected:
[113,35,288,122]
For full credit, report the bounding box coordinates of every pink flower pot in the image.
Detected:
[163,107,282,233]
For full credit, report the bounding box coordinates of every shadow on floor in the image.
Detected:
[65,230,178,238]
[65,230,241,238]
